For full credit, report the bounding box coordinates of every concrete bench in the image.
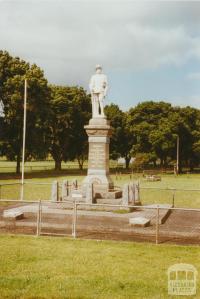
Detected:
[146,175,161,182]
[3,209,24,220]
[129,217,150,227]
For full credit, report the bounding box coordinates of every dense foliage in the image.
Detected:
[0,51,200,172]
[49,85,91,170]
[105,101,200,170]
[0,51,50,172]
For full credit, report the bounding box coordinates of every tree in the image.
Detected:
[0,51,50,173]
[67,87,91,170]
[128,101,169,167]
[49,85,91,170]
[105,104,133,168]
[169,106,200,171]
[149,119,177,167]
[131,153,151,171]
[127,101,200,170]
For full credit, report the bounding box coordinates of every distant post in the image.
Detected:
[20,79,27,201]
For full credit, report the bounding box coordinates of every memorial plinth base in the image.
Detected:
[82,117,115,200]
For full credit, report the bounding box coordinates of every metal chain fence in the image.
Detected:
[0,199,200,245]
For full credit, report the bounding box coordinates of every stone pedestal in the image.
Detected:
[83,117,114,198]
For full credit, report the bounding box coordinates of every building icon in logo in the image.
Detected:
[168,263,198,296]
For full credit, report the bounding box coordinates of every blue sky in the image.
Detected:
[0,0,200,110]
[108,59,200,110]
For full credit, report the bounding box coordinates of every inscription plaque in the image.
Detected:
[89,143,106,169]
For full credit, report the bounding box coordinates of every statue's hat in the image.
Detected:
[95,64,102,70]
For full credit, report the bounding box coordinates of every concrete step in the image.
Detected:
[131,204,172,225]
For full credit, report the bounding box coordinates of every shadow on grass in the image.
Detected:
[0,169,87,180]
[0,168,134,180]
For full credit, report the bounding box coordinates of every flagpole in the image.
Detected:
[176,135,179,175]
[20,79,27,201]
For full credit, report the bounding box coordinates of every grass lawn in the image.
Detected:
[0,172,200,208]
[0,160,119,173]
[0,235,199,299]
[0,160,88,172]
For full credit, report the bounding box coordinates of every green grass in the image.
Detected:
[0,235,199,299]
[0,160,119,173]
[0,160,86,173]
[0,173,200,208]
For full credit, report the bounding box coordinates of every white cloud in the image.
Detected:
[0,1,200,90]
[187,72,200,80]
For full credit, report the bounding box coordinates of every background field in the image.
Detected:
[0,169,200,208]
[0,235,199,299]
[0,160,120,173]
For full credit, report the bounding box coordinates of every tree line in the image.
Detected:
[0,51,200,173]
[105,103,200,171]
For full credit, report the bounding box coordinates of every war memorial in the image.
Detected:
[2,65,197,240]
[1,2,200,298]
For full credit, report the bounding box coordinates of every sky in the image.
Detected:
[0,0,200,110]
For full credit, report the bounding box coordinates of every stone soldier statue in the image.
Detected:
[89,65,108,118]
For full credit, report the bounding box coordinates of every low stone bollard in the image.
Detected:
[51,180,59,202]
[86,183,94,204]
[122,183,129,205]
[128,182,135,205]
[62,180,69,200]
[122,181,141,206]
[135,181,140,204]
[72,179,78,190]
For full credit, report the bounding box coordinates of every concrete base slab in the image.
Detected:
[129,217,150,227]
[106,190,122,199]
[1,204,200,245]
[96,198,122,205]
